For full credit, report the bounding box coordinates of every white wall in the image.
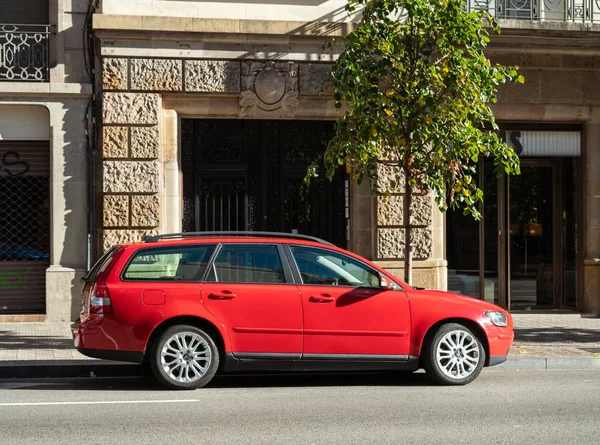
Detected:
[0,105,50,140]
[101,0,356,22]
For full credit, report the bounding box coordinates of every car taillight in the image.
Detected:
[89,283,112,314]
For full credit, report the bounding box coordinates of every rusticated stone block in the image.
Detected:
[377,227,432,260]
[376,163,405,193]
[103,93,159,125]
[299,63,333,95]
[131,195,160,227]
[102,126,128,158]
[377,194,432,226]
[131,126,160,158]
[103,195,129,227]
[103,229,159,253]
[103,161,160,193]
[130,58,182,91]
[185,60,241,92]
[103,58,128,90]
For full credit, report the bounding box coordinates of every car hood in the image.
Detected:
[408,288,507,313]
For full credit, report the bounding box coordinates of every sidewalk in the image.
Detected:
[0,310,599,378]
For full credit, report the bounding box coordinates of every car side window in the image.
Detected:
[290,246,380,287]
[123,245,216,281]
[206,244,285,284]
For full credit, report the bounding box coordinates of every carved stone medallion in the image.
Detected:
[239,61,299,118]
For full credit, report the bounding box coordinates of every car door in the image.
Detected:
[287,245,411,359]
[201,243,303,359]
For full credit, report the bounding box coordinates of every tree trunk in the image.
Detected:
[403,168,413,286]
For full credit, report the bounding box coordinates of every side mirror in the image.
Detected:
[379,275,395,289]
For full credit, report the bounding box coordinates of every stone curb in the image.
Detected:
[495,357,600,370]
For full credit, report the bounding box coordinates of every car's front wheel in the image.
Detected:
[423,323,485,385]
[150,325,219,390]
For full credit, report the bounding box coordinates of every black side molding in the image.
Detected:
[223,353,420,373]
[77,347,144,364]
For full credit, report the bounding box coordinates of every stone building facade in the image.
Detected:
[0,0,90,321]
[4,1,598,323]
[92,2,600,316]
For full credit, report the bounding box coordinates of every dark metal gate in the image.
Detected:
[0,141,50,314]
[181,120,347,248]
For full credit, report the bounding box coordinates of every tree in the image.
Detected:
[307,0,523,285]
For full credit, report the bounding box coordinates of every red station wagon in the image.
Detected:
[72,232,514,389]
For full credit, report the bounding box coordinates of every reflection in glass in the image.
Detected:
[483,161,499,305]
[509,166,554,309]
[563,159,578,308]
[446,169,480,298]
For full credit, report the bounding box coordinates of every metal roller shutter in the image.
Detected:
[0,141,50,315]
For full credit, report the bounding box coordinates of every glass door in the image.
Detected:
[507,163,556,309]
[446,158,580,310]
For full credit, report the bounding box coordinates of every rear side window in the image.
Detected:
[206,244,285,284]
[123,245,216,281]
[84,246,118,283]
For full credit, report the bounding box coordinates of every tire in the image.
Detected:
[150,325,220,390]
[423,323,486,386]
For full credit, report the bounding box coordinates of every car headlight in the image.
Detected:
[485,311,508,327]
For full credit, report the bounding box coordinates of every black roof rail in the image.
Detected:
[143,231,335,246]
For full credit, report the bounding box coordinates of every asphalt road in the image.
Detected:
[1,370,599,445]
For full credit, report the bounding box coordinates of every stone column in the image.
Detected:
[46,100,88,321]
[101,57,189,250]
[373,164,446,289]
[584,108,600,316]
[102,92,162,250]
[162,108,182,234]
[349,180,376,259]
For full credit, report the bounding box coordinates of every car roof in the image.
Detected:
[121,232,335,248]
[124,236,330,248]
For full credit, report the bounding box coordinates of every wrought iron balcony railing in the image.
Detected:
[468,0,600,23]
[0,24,50,82]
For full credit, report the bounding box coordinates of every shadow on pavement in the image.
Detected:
[514,328,600,343]
[0,331,74,350]
[1,371,437,391]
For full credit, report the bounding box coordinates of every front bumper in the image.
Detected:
[486,327,514,367]
[488,355,508,367]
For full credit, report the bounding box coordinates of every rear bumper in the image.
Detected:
[72,316,151,363]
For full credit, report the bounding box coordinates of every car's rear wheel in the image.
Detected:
[423,323,485,386]
[150,325,219,390]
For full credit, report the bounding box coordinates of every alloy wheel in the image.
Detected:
[435,329,481,380]
[160,331,212,384]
